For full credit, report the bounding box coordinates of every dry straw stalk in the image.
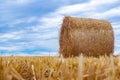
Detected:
[0,56,120,80]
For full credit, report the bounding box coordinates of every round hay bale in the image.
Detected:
[59,16,114,57]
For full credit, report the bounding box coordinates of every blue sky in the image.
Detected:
[0,0,120,56]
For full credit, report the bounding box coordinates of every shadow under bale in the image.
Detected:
[59,16,114,57]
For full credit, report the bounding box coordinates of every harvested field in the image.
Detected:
[59,16,114,57]
[0,55,120,80]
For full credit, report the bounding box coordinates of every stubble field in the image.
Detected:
[0,55,120,80]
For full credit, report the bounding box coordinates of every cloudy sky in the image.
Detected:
[0,0,120,56]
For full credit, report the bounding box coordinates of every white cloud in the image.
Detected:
[88,7,120,19]
[0,31,23,42]
[16,0,30,4]
[112,21,120,36]
[115,45,120,48]
[29,15,63,32]
[36,31,58,39]
[0,46,19,51]
[21,30,58,40]
[5,0,34,5]
[55,0,119,15]
[9,16,39,27]
[114,29,120,35]
[22,39,58,51]
[112,22,120,29]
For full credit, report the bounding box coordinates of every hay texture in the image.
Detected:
[59,16,114,57]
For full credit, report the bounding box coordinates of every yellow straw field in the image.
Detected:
[0,55,120,80]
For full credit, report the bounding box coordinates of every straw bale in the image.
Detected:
[59,16,114,57]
